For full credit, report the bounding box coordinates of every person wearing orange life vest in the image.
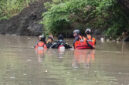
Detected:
[84,28,96,49]
[34,35,47,63]
[73,29,80,48]
[35,35,47,49]
[73,29,87,49]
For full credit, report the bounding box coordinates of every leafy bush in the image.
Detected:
[0,0,35,20]
[42,0,129,37]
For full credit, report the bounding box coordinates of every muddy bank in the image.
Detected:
[0,0,49,36]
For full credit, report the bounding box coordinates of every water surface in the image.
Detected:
[0,35,129,85]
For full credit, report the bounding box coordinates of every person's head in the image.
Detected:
[58,34,64,40]
[48,34,54,39]
[85,28,92,35]
[38,34,46,42]
[47,36,54,43]
[73,29,80,37]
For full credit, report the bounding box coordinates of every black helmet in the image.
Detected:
[58,34,64,40]
[85,28,91,34]
[73,29,80,34]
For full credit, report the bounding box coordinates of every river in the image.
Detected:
[0,35,129,85]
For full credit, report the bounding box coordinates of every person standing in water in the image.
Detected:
[85,28,96,49]
[73,29,81,48]
[51,34,71,49]
[35,35,47,49]
[73,29,88,49]
[34,35,47,63]
[46,35,54,48]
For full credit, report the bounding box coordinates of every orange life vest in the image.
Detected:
[85,35,96,49]
[74,35,96,49]
[35,41,47,55]
[35,41,47,49]
[74,36,87,49]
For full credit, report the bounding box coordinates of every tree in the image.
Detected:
[42,0,129,38]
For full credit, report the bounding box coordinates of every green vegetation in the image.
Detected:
[42,0,129,37]
[0,0,35,20]
[0,0,128,37]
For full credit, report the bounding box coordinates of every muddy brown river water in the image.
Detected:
[0,35,129,85]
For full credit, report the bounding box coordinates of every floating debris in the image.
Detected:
[45,69,48,72]
[23,74,27,76]
[27,59,32,62]
[10,76,15,79]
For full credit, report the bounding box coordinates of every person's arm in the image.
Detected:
[86,40,94,49]
[50,41,58,48]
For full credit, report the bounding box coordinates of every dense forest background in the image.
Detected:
[0,0,129,38]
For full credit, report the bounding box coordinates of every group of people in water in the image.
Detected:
[35,28,96,50]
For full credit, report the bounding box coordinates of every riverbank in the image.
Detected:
[0,0,48,36]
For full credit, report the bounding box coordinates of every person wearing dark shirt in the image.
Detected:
[51,34,71,49]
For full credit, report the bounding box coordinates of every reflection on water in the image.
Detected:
[35,47,47,63]
[72,49,95,69]
[0,35,129,85]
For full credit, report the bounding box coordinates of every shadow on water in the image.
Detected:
[0,35,129,85]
